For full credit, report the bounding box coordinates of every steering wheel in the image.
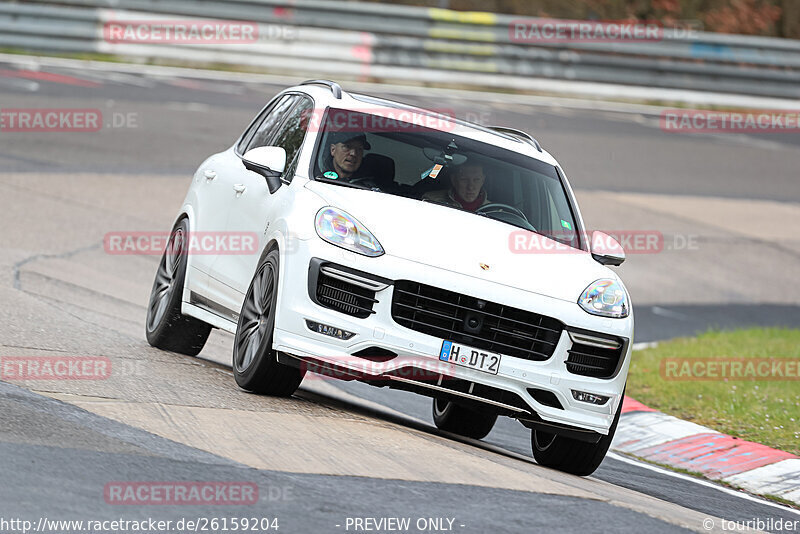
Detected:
[348,175,383,190]
[477,203,529,221]
[476,203,536,231]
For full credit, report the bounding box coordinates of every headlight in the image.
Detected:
[578,279,629,318]
[315,207,384,257]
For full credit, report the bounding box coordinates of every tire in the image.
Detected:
[530,393,623,476]
[145,218,211,356]
[432,398,498,440]
[232,248,304,396]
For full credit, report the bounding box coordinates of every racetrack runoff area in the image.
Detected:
[1,58,800,532]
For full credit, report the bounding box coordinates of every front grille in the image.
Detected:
[566,342,624,378]
[391,280,563,361]
[316,273,377,318]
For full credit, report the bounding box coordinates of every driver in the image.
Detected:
[422,163,490,212]
[323,132,371,180]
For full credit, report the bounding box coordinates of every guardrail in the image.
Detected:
[2,0,800,99]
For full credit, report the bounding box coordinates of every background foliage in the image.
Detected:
[366,0,799,38]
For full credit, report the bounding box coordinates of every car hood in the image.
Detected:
[305,181,615,303]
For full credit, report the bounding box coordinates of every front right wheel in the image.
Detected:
[531,394,623,476]
[145,217,211,356]
[232,248,304,396]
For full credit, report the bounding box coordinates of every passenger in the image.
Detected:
[422,163,490,212]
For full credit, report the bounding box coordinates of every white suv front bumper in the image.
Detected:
[273,237,633,437]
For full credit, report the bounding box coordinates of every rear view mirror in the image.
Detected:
[422,146,468,166]
[242,146,286,193]
[590,231,626,266]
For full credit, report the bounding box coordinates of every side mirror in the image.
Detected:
[242,146,286,193]
[590,231,626,266]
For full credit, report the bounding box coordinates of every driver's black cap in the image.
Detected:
[328,132,371,150]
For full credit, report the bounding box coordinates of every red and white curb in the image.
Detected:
[612,397,800,505]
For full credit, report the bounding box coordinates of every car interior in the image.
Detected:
[313,117,580,246]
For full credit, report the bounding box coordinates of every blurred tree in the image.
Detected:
[361,0,796,37]
[780,0,800,37]
[703,0,782,34]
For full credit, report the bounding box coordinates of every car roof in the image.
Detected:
[286,81,560,167]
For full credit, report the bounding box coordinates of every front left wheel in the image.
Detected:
[145,218,211,356]
[531,392,623,476]
[432,398,498,439]
[232,248,304,396]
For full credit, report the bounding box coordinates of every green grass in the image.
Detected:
[628,328,800,456]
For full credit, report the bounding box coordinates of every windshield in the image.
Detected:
[312,107,580,249]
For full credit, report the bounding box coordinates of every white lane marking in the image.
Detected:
[606,452,800,516]
[76,70,156,88]
[3,52,800,112]
[632,341,658,351]
[165,102,210,112]
[634,115,793,152]
[318,382,800,514]
[651,306,693,321]
[0,77,39,91]
[168,79,246,95]
[2,52,797,154]
[724,459,800,503]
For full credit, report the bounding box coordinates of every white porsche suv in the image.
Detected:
[146,80,633,476]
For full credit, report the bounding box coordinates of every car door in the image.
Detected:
[197,94,299,317]
[208,94,314,317]
[186,153,239,281]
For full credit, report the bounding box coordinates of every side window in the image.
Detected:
[245,95,298,153]
[542,178,578,246]
[270,97,314,182]
[237,95,288,154]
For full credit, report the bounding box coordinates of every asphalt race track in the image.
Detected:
[1,59,799,533]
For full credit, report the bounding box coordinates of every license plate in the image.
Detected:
[439,340,501,375]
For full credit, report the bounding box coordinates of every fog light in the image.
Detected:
[305,320,355,340]
[571,390,609,405]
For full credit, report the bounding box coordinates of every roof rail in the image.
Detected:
[488,126,542,152]
[300,79,343,99]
